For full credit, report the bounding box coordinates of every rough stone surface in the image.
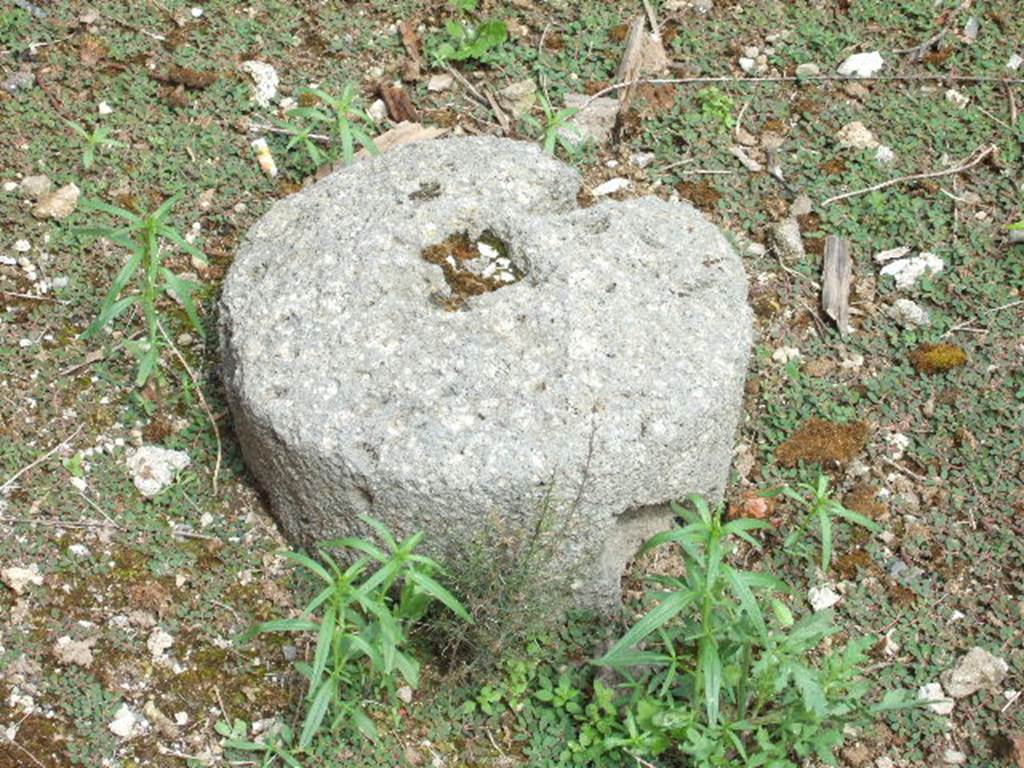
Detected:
[126,446,190,497]
[942,647,1009,698]
[221,137,753,609]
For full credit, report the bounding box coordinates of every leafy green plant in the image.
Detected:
[77,195,206,386]
[694,87,736,130]
[285,85,378,167]
[522,94,580,156]
[65,120,125,169]
[595,495,906,767]
[429,1,508,64]
[215,719,302,768]
[768,474,880,571]
[239,516,471,751]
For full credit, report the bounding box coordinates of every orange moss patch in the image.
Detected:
[835,548,877,580]
[843,484,888,520]
[910,343,967,374]
[675,180,721,210]
[776,418,870,467]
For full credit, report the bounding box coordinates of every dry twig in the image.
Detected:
[821,144,997,206]
[1,425,83,494]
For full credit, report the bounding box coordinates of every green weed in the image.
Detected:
[768,474,880,572]
[238,516,470,751]
[428,0,508,65]
[215,718,302,768]
[285,85,378,167]
[64,120,124,170]
[596,495,909,766]
[77,195,207,387]
[522,94,581,156]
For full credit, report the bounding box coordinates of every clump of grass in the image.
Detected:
[281,84,378,168]
[910,343,968,374]
[65,119,124,169]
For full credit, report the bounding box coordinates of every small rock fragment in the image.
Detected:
[367,98,388,123]
[238,61,279,108]
[838,51,884,78]
[53,635,97,668]
[873,246,911,264]
[945,89,970,110]
[559,94,618,147]
[942,647,1009,698]
[126,446,191,497]
[738,57,756,73]
[1,564,43,595]
[498,79,537,119]
[2,69,35,94]
[962,16,979,43]
[875,145,895,164]
[591,178,631,197]
[772,346,801,364]
[808,585,841,611]
[887,298,930,328]
[108,704,139,739]
[33,183,80,220]
[944,750,967,765]
[771,218,805,260]
[796,62,820,77]
[19,174,51,200]
[98,100,113,115]
[397,685,413,704]
[836,121,879,149]
[918,682,955,714]
[147,627,174,659]
[880,252,944,289]
[427,73,453,92]
[1009,53,1023,71]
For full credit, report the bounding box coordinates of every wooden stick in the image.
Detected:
[821,144,997,206]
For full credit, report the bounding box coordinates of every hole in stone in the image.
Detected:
[421,230,524,311]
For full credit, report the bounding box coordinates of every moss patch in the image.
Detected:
[910,343,968,374]
[776,419,870,467]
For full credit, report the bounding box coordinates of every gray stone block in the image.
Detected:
[221,137,753,610]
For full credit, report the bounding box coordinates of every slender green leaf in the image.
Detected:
[595,591,694,666]
[299,676,337,748]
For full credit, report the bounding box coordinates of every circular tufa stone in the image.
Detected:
[220,137,753,610]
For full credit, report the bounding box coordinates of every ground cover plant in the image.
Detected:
[0,0,1022,766]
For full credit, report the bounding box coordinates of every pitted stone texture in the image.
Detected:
[221,137,753,609]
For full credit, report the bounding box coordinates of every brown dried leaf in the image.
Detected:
[379,82,419,123]
[398,20,423,81]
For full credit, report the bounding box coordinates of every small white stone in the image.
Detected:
[147,627,174,659]
[880,252,944,289]
[427,73,454,93]
[69,544,90,557]
[2,181,18,192]
[631,151,656,169]
[1008,53,1023,71]
[945,89,970,109]
[109,704,138,738]
[875,145,895,164]
[949,610,966,622]
[591,177,631,197]
[807,585,842,611]
[738,57,756,73]
[886,432,910,460]
[838,51,884,78]
[836,120,879,149]
[887,298,930,328]
[174,711,189,725]
[238,61,279,108]
[873,246,911,264]
[368,98,388,123]
[918,682,955,715]
[943,749,966,765]
[772,346,801,364]
[876,758,895,768]
[13,239,31,253]
[98,101,113,115]
[190,6,203,17]
[1,564,43,595]
[126,446,191,497]
[795,62,820,77]
[397,685,413,704]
